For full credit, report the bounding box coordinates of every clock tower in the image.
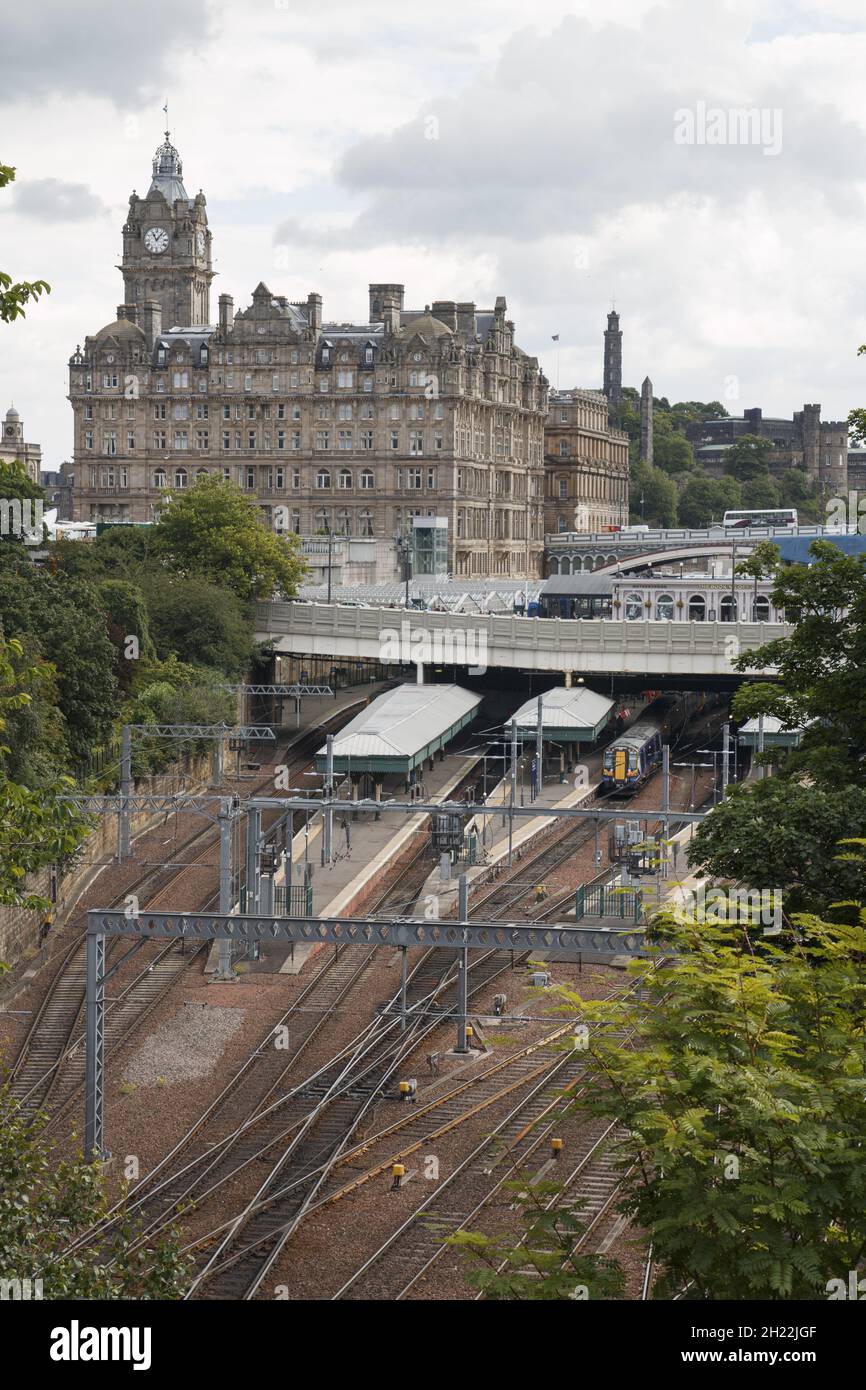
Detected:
[119,130,214,329]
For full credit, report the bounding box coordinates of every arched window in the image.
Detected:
[174,468,187,488]
[560,557,572,576]
[315,508,330,533]
[549,557,561,575]
[316,468,331,490]
[196,467,209,478]
[625,592,643,621]
[688,594,706,621]
[752,595,770,621]
[338,468,353,490]
[360,468,374,490]
[720,595,738,623]
[359,509,374,537]
[656,593,674,621]
[154,468,167,488]
[336,509,351,536]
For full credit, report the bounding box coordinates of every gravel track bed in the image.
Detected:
[261,959,622,1299]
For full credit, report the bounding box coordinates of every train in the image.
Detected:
[600,692,704,794]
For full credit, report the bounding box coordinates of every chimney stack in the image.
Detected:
[141,299,162,348]
[369,283,404,333]
[219,294,234,333]
[306,292,322,332]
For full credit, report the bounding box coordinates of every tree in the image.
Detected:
[0,1087,190,1297]
[724,434,774,482]
[741,475,781,510]
[652,416,694,476]
[152,476,305,602]
[629,460,677,527]
[0,164,50,322]
[540,905,866,1300]
[126,656,235,773]
[0,637,89,908]
[142,573,252,676]
[678,474,741,528]
[846,342,866,446]
[97,579,155,691]
[732,540,866,785]
[0,569,120,765]
[687,778,866,917]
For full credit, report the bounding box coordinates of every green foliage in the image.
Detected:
[451,1181,625,1300]
[51,525,157,582]
[0,567,120,765]
[734,540,866,784]
[141,573,252,676]
[0,164,50,322]
[630,459,677,526]
[126,656,234,773]
[152,475,305,602]
[0,1086,191,1298]
[1,637,68,784]
[552,908,866,1300]
[846,342,866,446]
[687,778,866,916]
[97,579,155,689]
[741,475,781,510]
[0,636,89,908]
[678,474,742,527]
[652,414,695,476]
[723,434,774,481]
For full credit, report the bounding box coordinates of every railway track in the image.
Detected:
[7,702,363,1124]
[331,1056,622,1300]
[183,940,519,1300]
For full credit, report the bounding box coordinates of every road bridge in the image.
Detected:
[546,524,847,576]
[255,601,788,681]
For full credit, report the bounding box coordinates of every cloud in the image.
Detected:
[12,177,109,221]
[0,0,212,106]
[330,4,866,244]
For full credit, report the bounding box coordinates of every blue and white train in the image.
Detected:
[600,693,702,794]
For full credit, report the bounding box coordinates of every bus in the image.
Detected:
[722,508,797,529]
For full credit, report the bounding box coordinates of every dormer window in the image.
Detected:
[157,347,167,366]
[322,347,330,365]
[200,345,208,365]
[364,347,373,365]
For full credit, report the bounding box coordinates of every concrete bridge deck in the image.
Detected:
[255,601,788,680]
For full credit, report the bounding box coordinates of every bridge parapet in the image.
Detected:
[255,602,787,678]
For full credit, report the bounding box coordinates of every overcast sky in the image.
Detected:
[2,0,866,468]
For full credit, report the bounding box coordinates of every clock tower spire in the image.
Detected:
[119,125,214,331]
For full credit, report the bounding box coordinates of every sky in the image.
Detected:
[2,0,866,469]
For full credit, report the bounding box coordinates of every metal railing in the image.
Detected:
[546,523,853,547]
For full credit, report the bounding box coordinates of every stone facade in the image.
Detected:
[544,388,630,533]
[70,134,550,580]
[0,403,41,482]
[685,405,848,495]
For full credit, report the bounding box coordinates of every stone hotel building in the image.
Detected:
[70,134,632,577]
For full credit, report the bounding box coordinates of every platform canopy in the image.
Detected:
[511,686,614,743]
[315,682,481,774]
[737,715,806,749]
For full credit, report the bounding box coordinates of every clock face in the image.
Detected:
[144,226,169,255]
[196,229,206,257]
